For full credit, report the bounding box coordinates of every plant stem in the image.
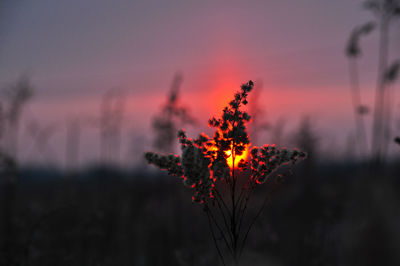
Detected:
[205,207,226,266]
[206,205,234,257]
[230,144,238,263]
[215,190,234,246]
[371,14,389,168]
[348,58,368,156]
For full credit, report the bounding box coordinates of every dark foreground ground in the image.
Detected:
[1,161,400,266]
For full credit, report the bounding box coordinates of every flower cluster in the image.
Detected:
[208,81,253,172]
[178,130,215,202]
[145,80,306,203]
[249,145,306,184]
[144,152,183,178]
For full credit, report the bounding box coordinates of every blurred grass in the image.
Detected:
[1,161,399,266]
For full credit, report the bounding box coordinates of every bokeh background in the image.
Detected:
[0,0,399,265]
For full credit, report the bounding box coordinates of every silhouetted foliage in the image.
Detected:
[346,21,376,58]
[1,74,33,159]
[384,60,400,83]
[146,81,306,265]
[346,0,400,166]
[345,21,375,157]
[152,73,196,153]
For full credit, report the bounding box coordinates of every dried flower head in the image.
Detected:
[145,80,306,203]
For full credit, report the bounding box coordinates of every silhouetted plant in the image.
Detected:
[366,0,400,163]
[382,60,400,153]
[145,81,306,265]
[346,0,400,166]
[0,75,32,266]
[152,73,196,153]
[346,21,375,156]
[1,74,33,159]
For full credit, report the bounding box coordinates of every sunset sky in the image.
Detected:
[0,0,399,166]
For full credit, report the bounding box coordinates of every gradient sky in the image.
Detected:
[0,0,399,167]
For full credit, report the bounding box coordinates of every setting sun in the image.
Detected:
[207,140,250,169]
[225,144,249,169]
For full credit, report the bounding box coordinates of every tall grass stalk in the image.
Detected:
[145,80,306,265]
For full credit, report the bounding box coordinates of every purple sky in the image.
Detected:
[0,0,399,167]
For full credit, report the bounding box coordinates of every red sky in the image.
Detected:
[0,0,399,166]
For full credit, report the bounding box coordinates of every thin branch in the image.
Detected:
[214,188,231,217]
[348,58,368,156]
[214,193,234,246]
[236,187,246,208]
[236,180,254,221]
[238,194,270,258]
[205,205,235,257]
[237,185,255,236]
[205,208,226,266]
[239,182,280,258]
[230,144,238,259]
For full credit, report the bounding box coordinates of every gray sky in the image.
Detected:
[0,0,399,166]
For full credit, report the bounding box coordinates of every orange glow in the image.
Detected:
[208,138,250,169]
[206,139,249,170]
[225,144,249,169]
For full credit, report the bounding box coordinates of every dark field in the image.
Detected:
[1,162,399,266]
